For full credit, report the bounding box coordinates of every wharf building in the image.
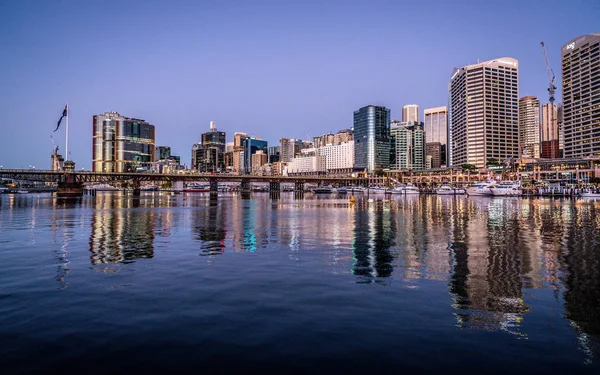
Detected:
[561,33,600,158]
[390,121,426,171]
[448,57,520,169]
[518,96,541,158]
[424,106,448,167]
[541,103,560,158]
[402,104,419,123]
[193,121,226,173]
[284,141,355,176]
[353,105,391,173]
[92,111,155,173]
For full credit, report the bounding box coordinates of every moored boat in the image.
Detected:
[313,185,335,194]
[184,182,210,192]
[436,184,465,195]
[579,191,600,198]
[490,181,522,197]
[391,184,420,195]
[466,181,496,196]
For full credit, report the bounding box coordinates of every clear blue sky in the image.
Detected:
[0,0,598,169]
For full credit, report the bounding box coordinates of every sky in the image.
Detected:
[0,0,598,169]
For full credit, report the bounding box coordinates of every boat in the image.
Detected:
[141,185,159,191]
[579,191,600,198]
[16,189,29,194]
[368,186,391,194]
[346,186,366,193]
[184,182,210,192]
[466,181,496,196]
[89,183,120,191]
[336,186,348,194]
[391,184,420,195]
[491,181,522,197]
[0,187,8,194]
[313,185,335,194]
[436,184,465,195]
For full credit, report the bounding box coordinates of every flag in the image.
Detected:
[54,104,68,132]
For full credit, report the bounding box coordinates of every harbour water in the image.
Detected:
[1,192,599,374]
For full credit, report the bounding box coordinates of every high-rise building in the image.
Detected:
[424,106,448,166]
[313,133,335,148]
[561,33,600,158]
[92,111,155,173]
[154,146,171,162]
[268,146,280,163]
[333,129,353,144]
[425,143,442,169]
[279,138,299,163]
[402,104,419,123]
[251,151,268,174]
[448,57,519,168]
[353,105,391,173]
[390,121,425,170]
[518,96,541,158]
[196,122,226,172]
[540,103,559,158]
[243,136,268,174]
[232,132,248,174]
[317,141,355,175]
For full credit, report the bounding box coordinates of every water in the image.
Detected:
[1,192,599,374]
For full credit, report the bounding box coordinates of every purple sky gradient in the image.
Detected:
[0,0,598,169]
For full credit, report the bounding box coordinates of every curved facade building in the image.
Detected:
[92,112,155,173]
[561,33,600,158]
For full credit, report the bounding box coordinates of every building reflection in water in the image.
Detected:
[561,200,600,360]
[192,196,226,256]
[352,199,396,284]
[89,194,155,265]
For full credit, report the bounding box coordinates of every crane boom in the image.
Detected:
[540,41,556,103]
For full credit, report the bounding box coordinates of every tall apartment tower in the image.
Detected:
[92,112,155,173]
[424,106,448,166]
[232,132,248,174]
[402,104,419,123]
[448,57,519,168]
[390,121,425,170]
[353,105,390,173]
[541,103,559,158]
[518,96,540,158]
[561,33,600,158]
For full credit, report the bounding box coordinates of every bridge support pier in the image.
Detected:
[131,180,141,196]
[56,173,83,198]
[241,181,251,193]
[269,182,280,200]
[210,181,219,197]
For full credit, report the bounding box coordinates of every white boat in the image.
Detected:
[391,184,420,195]
[336,186,348,194]
[491,181,522,196]
[368,186,391,194]
[184,182,211,192]
[16,189,29,194]
[0,187,8,194]
[313,185,335,194]
[466,181,496,196]
[346,186,366,193]
[90,183,120,191]
[579,191,600,198]
[436,184,465,195]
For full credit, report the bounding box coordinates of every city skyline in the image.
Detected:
[0,0,598,169]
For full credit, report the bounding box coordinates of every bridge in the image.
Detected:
[0,169,368,197]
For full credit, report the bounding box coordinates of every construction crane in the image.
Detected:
[541,41,557,158]
[541,42,556,103]
[49,135,59,153]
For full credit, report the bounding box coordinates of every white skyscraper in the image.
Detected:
[402,104,419,123]
[448,57,519,168]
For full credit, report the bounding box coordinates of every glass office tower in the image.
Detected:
[353,105,391,173]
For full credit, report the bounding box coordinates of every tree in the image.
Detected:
[487,158,501,167]
[462,164,478,172]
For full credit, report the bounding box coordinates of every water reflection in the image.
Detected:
[352,199,396,284]
[89,194,155,264]
[192,196,226,256]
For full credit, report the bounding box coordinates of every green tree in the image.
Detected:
[462,164,478,172]
[486,158,501,167]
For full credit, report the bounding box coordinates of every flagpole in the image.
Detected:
[65,103,69,161]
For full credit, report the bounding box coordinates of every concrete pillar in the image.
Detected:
[210,181,218,196]
[56,172,83,197]
[241,181,251,193]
